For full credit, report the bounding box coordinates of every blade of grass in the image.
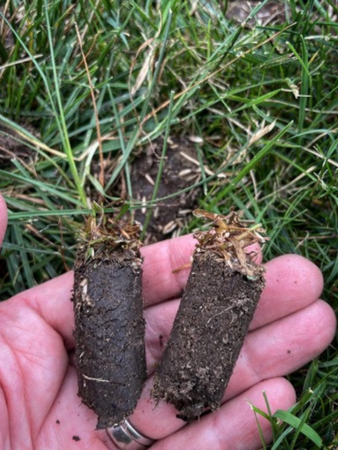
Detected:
[0,114,65,158]
[210,121,294,208]
[273,409,322,448]
[0,8,87,205]
[105,7,173,192]
[0,170,83,206]
[140,90,175,240]
[286,37,310,136]
[44,0,87,206]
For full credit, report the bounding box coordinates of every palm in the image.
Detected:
[0,195,336,449]
[0,271,109,449]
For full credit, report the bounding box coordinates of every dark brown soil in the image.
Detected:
[0,123,36,167]
[152,250,265,421]
[72,249,146,429]
[130,137,202,244]
[226,1,287,26]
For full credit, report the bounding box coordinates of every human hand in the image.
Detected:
[0,194,335,450]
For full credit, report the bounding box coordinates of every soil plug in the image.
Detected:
[72,213,146,429]
[152,209,266,421]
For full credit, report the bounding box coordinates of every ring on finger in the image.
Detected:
[106,418,155,449]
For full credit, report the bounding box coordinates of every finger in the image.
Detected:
[251,254,324,329]
[144,254,324,369]
[223,299,336,401]
[131,299,335,439]
[141,235,197,305]
[151,377,296,450]
[0,194,8,247]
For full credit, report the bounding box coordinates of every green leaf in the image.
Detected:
[273,410,322,448]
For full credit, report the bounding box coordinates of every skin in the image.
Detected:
[0,194,336,450]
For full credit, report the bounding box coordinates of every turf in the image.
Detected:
[0,0,338,447]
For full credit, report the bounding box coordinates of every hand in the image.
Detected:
[0,194,335,450]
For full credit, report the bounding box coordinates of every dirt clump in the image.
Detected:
[152,209,266,420]
[72,216,146,429]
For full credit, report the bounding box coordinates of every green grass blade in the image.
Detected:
[43,0,86,206]
[210,121,294,207]
[273,409,322,448]
[140,90,175,240]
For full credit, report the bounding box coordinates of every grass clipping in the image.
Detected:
[152,209,266,421]
[72,215,146,429]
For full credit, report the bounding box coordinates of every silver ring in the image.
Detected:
[106,418,155,450]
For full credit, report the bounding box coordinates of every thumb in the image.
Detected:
[0,194,8,247]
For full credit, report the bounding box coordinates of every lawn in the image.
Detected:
[1,0,338,447]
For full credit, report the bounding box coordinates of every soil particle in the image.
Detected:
[152,250,265,420]
[73,247,146,429]
[72,435,81,442]
[56,420,60,424]
[159,334,164,347]
[130,137,202,244]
